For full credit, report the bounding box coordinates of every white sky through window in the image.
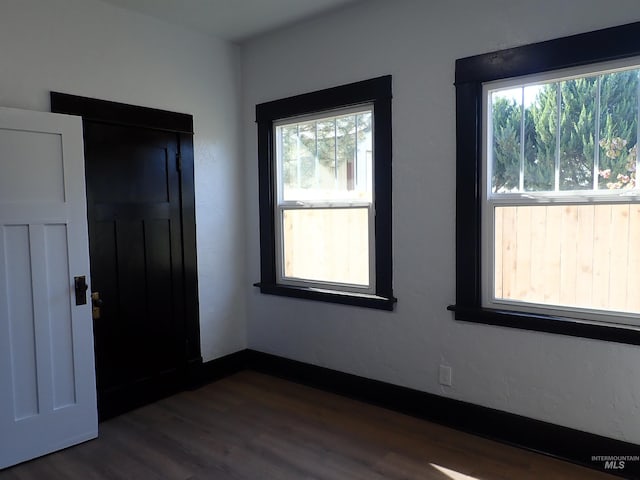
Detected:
[492,85,542,107]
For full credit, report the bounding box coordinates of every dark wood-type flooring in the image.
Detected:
[0,371,616,479]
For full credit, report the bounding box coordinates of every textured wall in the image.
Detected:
[242,0,640,443]
[0,0,247,361]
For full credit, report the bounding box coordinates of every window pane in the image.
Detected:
[598,69,639,190]
[494,204,640,316]
[317,119,336,192]
[491,89,522,193]
[280,125,299,191]
[559,77,597,190]
[298,122,317,190]
[277,109,372,202]
[336,116,354,191]
[356,112,373,194]
[279,121,317,199]
[282,208,369,286]
[524,84,556,191]
[490,68,639,194]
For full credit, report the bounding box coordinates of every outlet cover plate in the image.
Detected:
[439,365,452,386]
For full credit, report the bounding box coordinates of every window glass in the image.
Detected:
[489,66,639,195]
[485,62,640,324]
[276,109,373,203]
[493,204,640,319]
[282,207,369,286]
[275,108,374,291]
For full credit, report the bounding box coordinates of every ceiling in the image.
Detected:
[100,0,362,42]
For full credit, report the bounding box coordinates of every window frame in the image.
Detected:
[450,21,640,345]
[273,105,376,294]
[255,76,396,310]
[483,61,640,326]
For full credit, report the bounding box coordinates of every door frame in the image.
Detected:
[50,92,202,418]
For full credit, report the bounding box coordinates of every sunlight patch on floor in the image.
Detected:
[431,463,481,480]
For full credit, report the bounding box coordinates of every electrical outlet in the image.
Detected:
[439,365,452,386]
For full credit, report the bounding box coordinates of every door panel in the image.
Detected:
[83,122,186,415]
[0,107,97,469]
[0,128,65,202]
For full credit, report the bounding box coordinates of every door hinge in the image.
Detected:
[176,152,182,171]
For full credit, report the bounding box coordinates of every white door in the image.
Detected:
[0,107,97,469]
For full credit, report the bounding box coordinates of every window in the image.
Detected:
[452,22,640,344]
[485,61,640,324]
[255,76,395,310]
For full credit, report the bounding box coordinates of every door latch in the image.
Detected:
[91,292,103,320]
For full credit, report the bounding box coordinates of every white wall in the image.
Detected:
[0,0,247,361]
[242,0,640,443]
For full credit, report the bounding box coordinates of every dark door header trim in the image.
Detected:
[50,92,193,134]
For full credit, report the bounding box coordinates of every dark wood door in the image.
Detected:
[84,121,186,418]
[50,92,202,420]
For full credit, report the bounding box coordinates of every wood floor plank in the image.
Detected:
[0,371,617,480]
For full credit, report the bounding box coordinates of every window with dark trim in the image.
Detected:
[450,22,640,345]
[255,76,396,310]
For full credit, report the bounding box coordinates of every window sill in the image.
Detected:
[255,282,397,311]
[447,305,640,346]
